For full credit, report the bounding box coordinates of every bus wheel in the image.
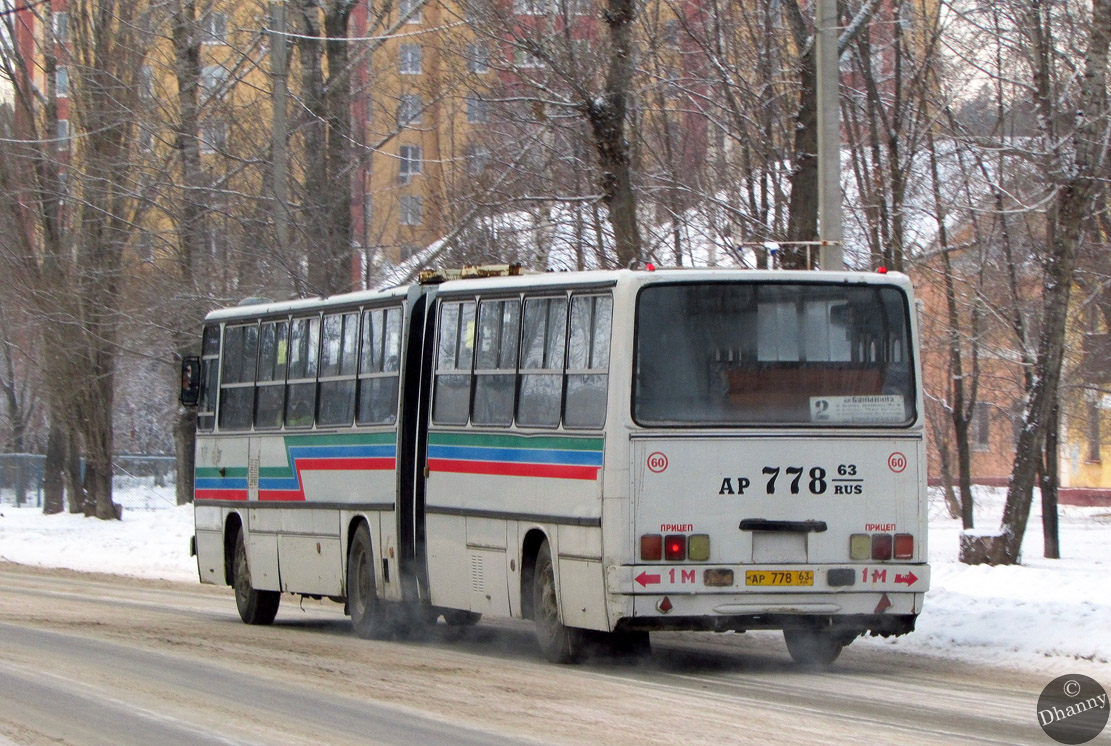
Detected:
[783,627,845,666]
[532,539,584,664]
[232,528,280,625]
[347,523,386,639]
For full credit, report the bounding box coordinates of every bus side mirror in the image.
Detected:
[180,357,201,407]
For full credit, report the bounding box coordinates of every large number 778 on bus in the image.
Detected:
[180,267,929,665]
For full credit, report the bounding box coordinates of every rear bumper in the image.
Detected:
[615,611,918,638]
[608,562,928,635]
[613,562,929,595]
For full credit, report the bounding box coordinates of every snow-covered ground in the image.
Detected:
[0,481,1108,675]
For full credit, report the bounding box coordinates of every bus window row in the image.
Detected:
[197,306,403,432]
[432,292,612,429]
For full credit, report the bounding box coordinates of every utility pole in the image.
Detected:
[270,0,290,277]
[816,0,844,271]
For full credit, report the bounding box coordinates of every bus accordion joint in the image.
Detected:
[738,519,829,533]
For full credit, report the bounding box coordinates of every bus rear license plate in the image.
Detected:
[745,570,814,587]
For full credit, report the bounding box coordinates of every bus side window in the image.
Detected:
[432,300,475,425]
[285,316,319,428]
[254,319,288,429]
[318,311,359,427]
[197,325,220,431]
[357,306,401,425]
[472,298,520,426]
[218,323,258,431]
[518,296,566,427]
[564,294,611,429]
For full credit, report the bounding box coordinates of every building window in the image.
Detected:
[137,232,154,263]
[463,0,489,23]
[399,144,422,182]
[201,65,229,102]
[140,65,155,101]
[663,19,680,47]
[202,12,227,44]
[200,120,227,153]
[971,402,991,452]
[514,48,545,69]
[138,125,155,152]
[400,0,421,23]
[466,145,490,174]
[400,195,423,225]
[514,0,550,14]
[1087,398,1102,463]
[52,12,68,43]
[466,43,490,74]
[55,67,68,97]
[398,94,422,126]
[466,96,488,123]
[400,43,422,74]
[55,119,71,148]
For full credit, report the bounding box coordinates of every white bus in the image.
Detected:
[181,267,929,664]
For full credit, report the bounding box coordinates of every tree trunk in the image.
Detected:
[298,0,356,296]
[42,425,65,514]
[784,42,818,268]
[65,430,84,515]
[174,408,196,505]
[936,438,962,520]
[1041,400,1061,559]
[996,0,1110,565]
[585,0,642,268]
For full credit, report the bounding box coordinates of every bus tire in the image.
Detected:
[783,627,845,666]
[347,522,386,639]
[532,539,584,663]
[232,528,280,625]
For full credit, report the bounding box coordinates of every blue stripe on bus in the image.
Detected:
[286,444,396,460]
[426,444,604,467]
[196,478,248,490]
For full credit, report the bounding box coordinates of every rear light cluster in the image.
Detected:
[640,533,710,562]
[850,532,914,560]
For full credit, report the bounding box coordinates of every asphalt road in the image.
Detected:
[0,563,1077,745]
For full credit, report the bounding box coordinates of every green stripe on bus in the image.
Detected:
[282,432,396,447]
[427,431,603,451]
[195,467,247,478]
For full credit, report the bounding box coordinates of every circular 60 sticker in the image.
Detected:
[647,452,668,473]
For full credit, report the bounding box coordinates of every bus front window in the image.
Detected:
[633,283,915,426]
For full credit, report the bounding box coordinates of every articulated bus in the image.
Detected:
[181,267,929,664]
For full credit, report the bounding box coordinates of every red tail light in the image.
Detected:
[894,533,914,559]
[640,534,662,561]
[871,533,893,560]
[664,534,686,561]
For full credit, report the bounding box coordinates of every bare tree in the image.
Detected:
[0,0,152,519]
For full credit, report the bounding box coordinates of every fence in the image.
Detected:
[0,453,177,508]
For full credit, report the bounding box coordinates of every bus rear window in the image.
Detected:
[634,283,915,426]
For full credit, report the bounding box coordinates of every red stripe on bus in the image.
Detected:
[427,458,600,481]
[258,490,305,502]
[293,457,396,472]
[195,489,248,501]
[256,457,398,502]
